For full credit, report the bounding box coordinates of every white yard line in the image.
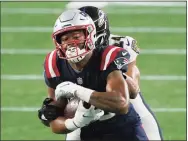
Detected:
[152,108,186,112]
[1,107,186,112]
[1,8,185,15]
[1,49,51,54]
[140,75,186,81]
[1,48,186,55]
[1,75,43,80]
[1,27,186,33]
[140,49,186,55]
[105,9,185,15]
[111,2,186,7]
[66,1,185,9]
[1,75,186,81]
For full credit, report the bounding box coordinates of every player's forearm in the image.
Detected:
[126,65,140,87]
[124,74,139,99]
[50,117,72,134]
[89,91,128,114]
[47,87,55,100]
[74,75,129,114]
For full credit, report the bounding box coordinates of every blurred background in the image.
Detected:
[1,1,186,140]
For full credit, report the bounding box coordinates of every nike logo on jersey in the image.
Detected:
[122,51,128,56]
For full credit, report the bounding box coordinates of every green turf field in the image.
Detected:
[1,2,186,140]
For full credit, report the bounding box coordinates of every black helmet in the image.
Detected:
[79,6,110,47]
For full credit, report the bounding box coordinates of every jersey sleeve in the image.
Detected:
[100,45,130,79]
[43,71,57,89]
[109,34,139,63]
[43,50,61,89]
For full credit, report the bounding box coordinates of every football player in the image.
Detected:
[38,9,148,141]
[78,6,163,140]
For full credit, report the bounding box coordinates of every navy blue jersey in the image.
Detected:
[44,46,149,140]
[44,45,130,91]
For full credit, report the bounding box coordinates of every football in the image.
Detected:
[49,98,68,112]
[64,98,80,118]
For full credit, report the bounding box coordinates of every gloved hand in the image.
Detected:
[38,98,63,126]
[55,81,94,103]
[64,100,104,131]
[55,81,78,100]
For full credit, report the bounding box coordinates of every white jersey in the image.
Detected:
[109,34,139,64]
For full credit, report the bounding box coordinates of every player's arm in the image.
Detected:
[40,70,103,134]
[47,89,70,134]
[126,60,140,87]
[83,47,130,114]
[40,98,103,134]
[38,98,75,134]
[112,36,140,98]
[38,96,71,134]
[56,77,129,114]
[38,51,68,129]
[123,60,140,98]
[89,70,129,114]
[50,117,71,134]
[48,87,55,99]
[44,70,68,103]
[38,76,68,130]
[38,83,80,134]
[39,78,72,134]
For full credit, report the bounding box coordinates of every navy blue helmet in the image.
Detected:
[79,6,110,47]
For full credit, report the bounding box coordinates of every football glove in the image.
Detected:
[55,82,77,99]
[64,100,104,131]
[55,81,94,103]
[38,98,63,126]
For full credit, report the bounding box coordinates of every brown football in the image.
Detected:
[49,98,68,111]
[64,98,80,118]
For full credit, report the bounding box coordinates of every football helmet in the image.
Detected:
[79,6,110,47]
[52,9,96,63]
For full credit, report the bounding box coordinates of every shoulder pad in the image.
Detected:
[121,36,140,54]
[109,34,139,63]
[100,45,125,70]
